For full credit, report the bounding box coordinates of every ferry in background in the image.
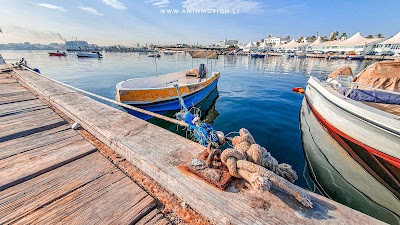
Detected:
[300,60,400,224]
[65,40,99,52]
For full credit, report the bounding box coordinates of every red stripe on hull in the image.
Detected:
[305,95,400,169]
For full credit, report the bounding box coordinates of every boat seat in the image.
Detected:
[186,68,199,78]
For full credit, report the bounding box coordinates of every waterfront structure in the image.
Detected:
[306,32,384,53]
[264,36,289,46]
[65,40,99,51]
[243,41,257,52]
[258,41,269,51]
[213,39,239,48]
[374,32,400,54]
[273,39,307,51]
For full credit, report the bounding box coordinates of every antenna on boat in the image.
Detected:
[206,49,209,79]
[154,54,158,76]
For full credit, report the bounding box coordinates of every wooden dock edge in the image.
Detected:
[12,69,384,225]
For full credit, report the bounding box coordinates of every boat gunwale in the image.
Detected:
[116,71,220,91]
[306,76,400,136]
[119,75,219,105]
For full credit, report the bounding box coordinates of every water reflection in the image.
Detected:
[300,99,400,225]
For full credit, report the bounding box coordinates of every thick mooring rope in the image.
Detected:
[221,128,313,208]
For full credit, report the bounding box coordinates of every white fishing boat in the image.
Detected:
[304,61,400,168]
[301,61,400,220]
[76,52,103,58]
[301,60,400,223]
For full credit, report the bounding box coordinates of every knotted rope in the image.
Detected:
[221,128,313,208]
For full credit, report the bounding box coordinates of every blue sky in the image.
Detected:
[0,0,399,46]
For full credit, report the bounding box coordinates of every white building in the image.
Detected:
[213,39,239,48]
[374,32,400,54]
[264,36,289,46]
[243,41,258,52]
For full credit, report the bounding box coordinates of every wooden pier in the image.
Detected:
[0,72,169,224]
[0,66,386,224]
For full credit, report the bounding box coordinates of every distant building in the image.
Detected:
[264,36,289,46]
[214,39,239,48]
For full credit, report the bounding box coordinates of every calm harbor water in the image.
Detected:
[2,50,373,192]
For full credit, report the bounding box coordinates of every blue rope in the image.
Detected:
[174,85,220,146]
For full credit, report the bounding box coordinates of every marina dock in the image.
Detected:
[0,67,385,224]
[0,72,169,224]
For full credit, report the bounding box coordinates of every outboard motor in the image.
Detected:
[199,64,206,78]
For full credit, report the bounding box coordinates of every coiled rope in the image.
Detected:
[220,128,313,208]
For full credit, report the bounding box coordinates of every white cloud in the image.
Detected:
[36,3,67,12]
[182,0,262,13]
[78,6,104,16]
[102,0,127,10]
[145,0,170,8]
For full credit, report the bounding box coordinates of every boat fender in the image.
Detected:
[292,87,305,94]
[33,68,41,74]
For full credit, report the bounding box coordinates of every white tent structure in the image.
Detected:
[243,41,258,52]
[258,41,269,51]
[308,37,323,47]
[275,39,304,51]
[308,32,383,53]
[374,32,400,54]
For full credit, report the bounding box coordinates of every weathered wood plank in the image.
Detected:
[0,107,56,125]
[0,116,67,142]
[0,138,96,191]
[137,209,170,225]
[0,73,166,224]
[0,128,79,160]
[10,169,157,224]
[0,99,45,115]
[13,69,384,224]
[136,208,162,225]
[0,83,27,95]
[0,153,116,223]
[0,91,37,105]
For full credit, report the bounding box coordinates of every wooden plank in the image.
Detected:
[0,137,96,191]
[136,209,162,225]
[0,91,37,105]
[0,107,56,125]
[0,153,118,224]
[0,116,66,142]
[136,209,169,225]
[14,69,385,224]
[4,154,157,224]
[0,128,79,160]
[0,83,27,95]
[0,99,45,115]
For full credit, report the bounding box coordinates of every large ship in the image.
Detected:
[65,40,99,52]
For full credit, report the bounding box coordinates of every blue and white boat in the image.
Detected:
[116,65,220,120]
[77,52,103,58]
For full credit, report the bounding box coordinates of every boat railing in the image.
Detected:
[329,77,400,96]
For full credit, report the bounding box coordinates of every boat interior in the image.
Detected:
[118,68,216,90]
[325,60,400,117]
